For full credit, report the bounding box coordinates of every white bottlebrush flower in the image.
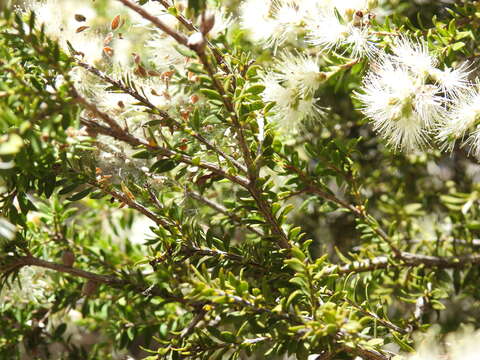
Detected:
[261,73,320,128]
[390,37,437,77]
[307,10,351,51]
[445,326,480,360]
[272,52,325,97]
[240,0,276,43]
[306,9,374,58]
[209,8,234,38]
[388,37,471,97]
[436,85,480,152]
[267,0,309,47]
[98,91,141,117]
[429,62,471,97]
[358,59,444,151]
[284,97,320,125]
[261,73,297,109]
[70,66,109,102]
[0,267,52,307]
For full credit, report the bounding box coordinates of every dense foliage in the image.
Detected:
[2,0,480,359]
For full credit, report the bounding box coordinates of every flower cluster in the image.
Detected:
[358,36,475,153]
[240,0,382,130]
[260,52,326,127]
[240,0,378,56]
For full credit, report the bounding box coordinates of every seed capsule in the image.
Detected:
[103,46,114,57]
[82,280,99,296]
[76,25,89,33]
[74,14,86,22]
[62,250,75,267]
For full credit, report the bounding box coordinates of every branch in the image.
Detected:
[149,245,266,271]
[97,181,173,228]
[75,61,247,174]
[8,255,188,304]
[283,160,401,256]
[78,112,250,188]
[153,0,230,70]
[18,256,126,287]
[196,52,290,249]
[117,0,189,46]
[324,251,480,276]
[117,0,290,249]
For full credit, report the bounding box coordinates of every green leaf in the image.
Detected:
[246,84,265,95]
[151,159,177,173]
[0,133,23,155]
[200,88,223,101]
[67,188,92,201]
[132,149,153,159]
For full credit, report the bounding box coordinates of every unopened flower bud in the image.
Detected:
[62,250,75,267]
[187,32,206,53]
[200,12,215,35]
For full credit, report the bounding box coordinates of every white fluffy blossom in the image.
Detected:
[0,267,52,307]
[437,86,480,154]
[358,36,473,152]
[239,0,276,43]
[260,52,326,127]
[390,37,437,76]
[146,32,187,71]
[306,9,374,58]
[358,59,445,151]
[272,52,325,97]
[261,72,320,128]
[240,0,378,53]
[429,63,471,97]
[405,326,480,360]
[389,37,470,97]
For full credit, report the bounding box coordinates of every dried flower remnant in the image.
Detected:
[25,0,103,64]
[75,14,87,22]
[111,15,121,31]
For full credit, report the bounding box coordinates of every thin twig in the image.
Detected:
[78,114,250,188]
[187,190,264,236]
[116,0,290,249]
[98,182,172,228]
[324,251,480,276]
[76,61,247,174]
[153,0,230,70]
[6,255,189,303]
[117,0,189,45]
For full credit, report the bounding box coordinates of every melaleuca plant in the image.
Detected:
[2,0,480,359]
